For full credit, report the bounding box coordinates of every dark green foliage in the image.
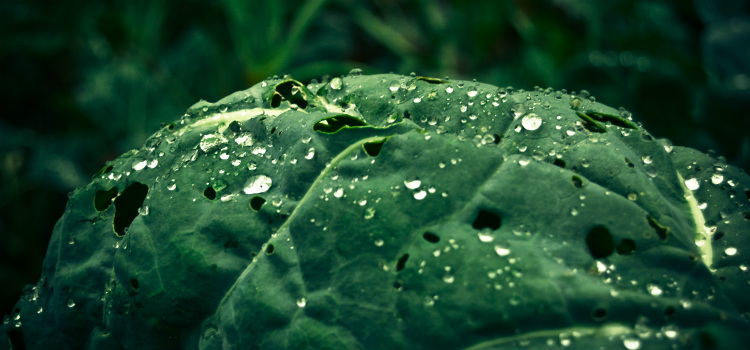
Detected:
[1,74,749,350]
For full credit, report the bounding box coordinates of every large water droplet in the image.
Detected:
[725,247,738,256]
[495,245,510,256]
[646,283,663,296]
[521,113,542,131]
[243,175,272,194]
[200,134,228,153]
[296,297,307,307]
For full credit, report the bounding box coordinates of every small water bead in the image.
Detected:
[374,239,384,247]
[296,297,307,308]
[521,113,542,131]
[305,148,315,160]
[414,190,427,200]
[67,299,76,308]
[623,338,641,350]
[646,283,663,296]
[330,77,342,90]
[404,179,421,189]
[684,178,700,190]
[445,87,453,93]
[467,90,478,97]
[389,81,400,92]
[413,97,422,103]
[711,174,724,185]
[495,245,511,256]
[478,230,494,242]
[334,188,344,198]
[725,247,738,256]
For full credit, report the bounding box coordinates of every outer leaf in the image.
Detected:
[1,74,748,350]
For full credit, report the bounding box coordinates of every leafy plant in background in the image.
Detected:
[1,73,748,349]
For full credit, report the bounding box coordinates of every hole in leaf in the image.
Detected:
[576,112,606,133]
[712,231,724,241]
[224,239,238,249]
[363,138,387,157]
[616,239,636,255]
[274,81,308,109]
[266,244,275,255]
[94,187,119,211]
[625,158,635,167]
[227,121,241,133]
[592,307,607,320]
[393,280,403,290]
[422,232,440,243]
[586,225,614,259]
[472,209,501,230]
[403,110,411,119]
[313,115,367,133]
[553,159,566,168]
[647,215,669,241]
[572,176,583,188]
[271,92,282,108]
[664,306,676,316]
[130,278,139,290]
[113,182,149,237]
[250,196,266,211]
[203,186,217,200]
[396,253,409,271]
[493,134,501,144]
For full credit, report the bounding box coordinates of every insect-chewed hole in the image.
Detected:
[472,209,501,230]
[422,232,440,243]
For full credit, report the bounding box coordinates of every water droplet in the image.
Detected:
[200,134,228,153]
[330,77,342,90]
[414,190,427,200]
[467,90,478,97]
[521,113,542,131]
[443,274,455,284]
[711,174,724,185]
[642,156,652,164]
[67,299,76,308]
[334,188,344,198]
[296,297,306,307]
[518,158,530,167]
[374,239,384,247]
[364,207,376,219]
[358,199,367,206]
[623,337,641,350]
[133,160,148,171]
[243,175,272,194]
[628,193,638,201]
[725,247,737,256]
[36,306,43,314]
[495,245,510,256]
[445,87,453,93]
[685,178,700,190]
[305,147,315,160]
[460,105,468,113]
[570,208,578,216]
[478,229,494,242]
[647,283,663,296]
[389,81,399,92]
[404,179,421,189]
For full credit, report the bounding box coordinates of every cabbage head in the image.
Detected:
[2,73,749,350]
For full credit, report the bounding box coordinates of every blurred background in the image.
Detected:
[1,0,749,317]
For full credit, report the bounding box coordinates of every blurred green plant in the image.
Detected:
[1,0,748,318]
